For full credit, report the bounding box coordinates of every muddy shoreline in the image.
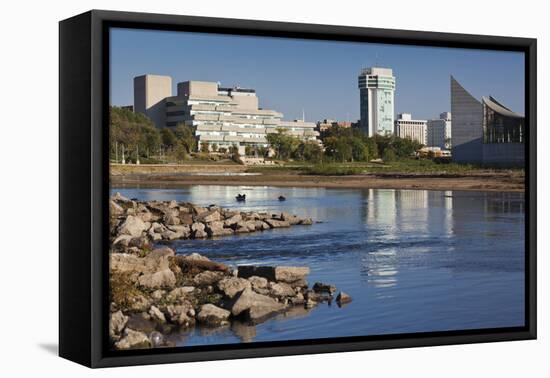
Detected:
[111,171,524,192]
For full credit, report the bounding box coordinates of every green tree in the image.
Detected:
[229,144,242,164]
[294,141,323,163]
[211,143,218,152]
[382,148,397,162]
[350,137,369,162]
[160,128,177,149]
[324,136,352,162]
[266,128,300,160]
[109,106,160,161]
[200,141,210,153]
[172,142,187,162]
[174,123,196,153]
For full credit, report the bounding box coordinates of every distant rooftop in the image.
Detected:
[359,67,393,76]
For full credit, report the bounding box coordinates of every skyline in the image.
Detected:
[110,28,525,122]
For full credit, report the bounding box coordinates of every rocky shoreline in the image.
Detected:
[109,193,351,350]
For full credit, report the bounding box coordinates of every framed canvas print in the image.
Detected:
[59,10,536,368]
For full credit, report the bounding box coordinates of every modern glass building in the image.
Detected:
[451,76,524,166]
[358,67,396,136]
[482,96,524,144]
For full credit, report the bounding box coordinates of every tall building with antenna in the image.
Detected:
[357,67,396,136]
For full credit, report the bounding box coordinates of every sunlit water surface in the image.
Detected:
[111,184,525,346]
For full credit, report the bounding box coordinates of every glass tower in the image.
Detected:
[358,67,396,137]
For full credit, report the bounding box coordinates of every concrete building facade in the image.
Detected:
[133,76,319,155]
[451,76,524,166]
[427,112,452,149]
[358,67,396,137]
[394,113,427,145]
[133,75,172,130]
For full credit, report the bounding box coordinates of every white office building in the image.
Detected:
[394,113,427,145]
[358,67,396,136]
[134,75,320,155]
[427,112,452,149]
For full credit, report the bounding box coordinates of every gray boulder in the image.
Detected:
[109,310,128,340]
[254,221,270,231]
[336,292,352,305]
[238,266,310,283]
[166,287,193,303]
[197,210,222,223]
[112,192,132,204]
[165,304,195,327]
[197,304,231,326]
[224,213,242,227]
[248,276,268,291]
[114,328,151,350]
[264,219,291,228]
[229,288,284,317]
[110,200,125,216]
[148,305,166,323]
[193,270,225,286]
[138,269,176,289]
[269,282,296,298]
[118,215,147,237]
[205,221,234,237]
[217,277,251,298]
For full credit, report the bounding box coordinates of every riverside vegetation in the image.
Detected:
[109,193,351,350]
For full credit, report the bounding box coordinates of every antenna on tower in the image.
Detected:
[302,108,305,122]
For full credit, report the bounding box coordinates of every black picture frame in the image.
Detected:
[59,9,537,368]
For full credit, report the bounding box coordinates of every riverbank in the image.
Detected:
[111,165,524,192]
[109,194,347,350]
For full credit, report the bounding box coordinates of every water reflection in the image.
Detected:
[111,185,526,344]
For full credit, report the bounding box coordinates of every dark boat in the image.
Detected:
[278,195,286,201]
[236,194,246,202]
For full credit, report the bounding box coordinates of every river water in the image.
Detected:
[111,185,525,346]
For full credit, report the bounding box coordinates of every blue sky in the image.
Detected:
[110,28,525,122]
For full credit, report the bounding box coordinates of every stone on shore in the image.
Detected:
[269,282,296,298]
[167,225,190,239]
[224,213,242,227]
[197,304,231,326]
[264,219,291,229]
[148,305,166,323]
[196,210,222,223]
[336,292,352,306]
[110,200,125,216]
[217,277,252,298]
[138,269,176,289]
[237,266,310,283]
[114,328,151,350]
[109,310,128,340]
[193,270,225,286]
[229,288,285,318]
[165,304,195,327]
[118,215,148,237]
[205,221,234,237]
[112,192,132,204]
[166,287,193,303]
[248,276,268,291]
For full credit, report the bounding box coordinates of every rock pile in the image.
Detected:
[109,193,314,253]
[109,247,351,350]
[108,193,351,350]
